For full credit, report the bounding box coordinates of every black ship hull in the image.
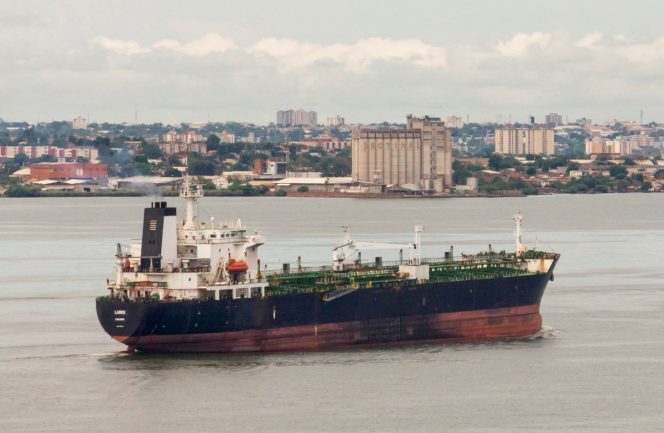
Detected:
[97,268,556,353]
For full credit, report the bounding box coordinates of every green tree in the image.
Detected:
[164,167,182,177]
[141,143,164,160]
[5,185,40,197]
[37,154,58,163]
[609,165,627,177]
[14,153,30,166]
[189,159,216,175]
[616,179,630,191]
[207,134,221,147]
[452,160,472,184]
[521,184,539,195]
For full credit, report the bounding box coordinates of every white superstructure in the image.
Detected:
[109,175,268,301]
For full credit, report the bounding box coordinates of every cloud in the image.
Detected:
[576,32,602,49]
[250,37,446,72]
[92,36,148,56]
[495,32,551,57]
[153,32,237,56]
[11,29,664,123]
[614,36,664,65]
[91,33,446,73]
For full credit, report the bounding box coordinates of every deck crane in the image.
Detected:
[332,225,423,270]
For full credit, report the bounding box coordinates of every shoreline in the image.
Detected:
[0,189,660,199]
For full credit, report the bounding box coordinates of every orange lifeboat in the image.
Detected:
[226,259,249,273]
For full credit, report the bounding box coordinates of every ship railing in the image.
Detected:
[125,281,168,288]
[260,252,558,279]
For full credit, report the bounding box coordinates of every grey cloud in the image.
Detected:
[3,3,664,125]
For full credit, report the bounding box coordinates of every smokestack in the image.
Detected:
[140,202,177,272]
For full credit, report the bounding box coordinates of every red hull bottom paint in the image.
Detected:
[115,305,542,353]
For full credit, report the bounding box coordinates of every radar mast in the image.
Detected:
[180,174,203,229]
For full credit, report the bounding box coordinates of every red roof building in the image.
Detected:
[30,162,108,181]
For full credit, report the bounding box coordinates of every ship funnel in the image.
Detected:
[140,202,177,272]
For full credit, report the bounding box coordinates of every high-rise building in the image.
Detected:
[277,109,317,127]
[494,126,555,155]
[444,115,464,128]
[277,110,293,126]
[72,116,88,130]
[162,130,204,143]
[545,113,563,126]
[351,115,452,192]
[0,145,99,162]
[326,115,345,127]
[585,135,652,156]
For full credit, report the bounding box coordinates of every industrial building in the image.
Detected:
[351,115,452,192]
[407,115,453,191]
[29,162,108,181]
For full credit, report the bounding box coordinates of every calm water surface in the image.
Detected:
[1,194,663,432]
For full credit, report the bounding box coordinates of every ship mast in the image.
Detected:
[513,212,525,256]
[412,225,422,265]
[180,174,203,229]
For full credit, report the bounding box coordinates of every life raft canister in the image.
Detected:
[226,259,249,273]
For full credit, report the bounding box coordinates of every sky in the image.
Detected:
[2,0,664,124]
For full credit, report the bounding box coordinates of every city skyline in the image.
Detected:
[2,0,664,124]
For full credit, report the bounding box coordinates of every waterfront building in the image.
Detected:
[351,115,452,192]
[407,115,453,191]
[585,135,653,157]
[253,159,287,177]
[494,126,555,155]
[30,162,108,181]
[275,176,354,193]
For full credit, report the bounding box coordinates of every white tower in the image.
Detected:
[412,225,423,265]
[513,212,526,256]
[180,174,203,229]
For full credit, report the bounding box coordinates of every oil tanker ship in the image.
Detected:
[96,176,559,353]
